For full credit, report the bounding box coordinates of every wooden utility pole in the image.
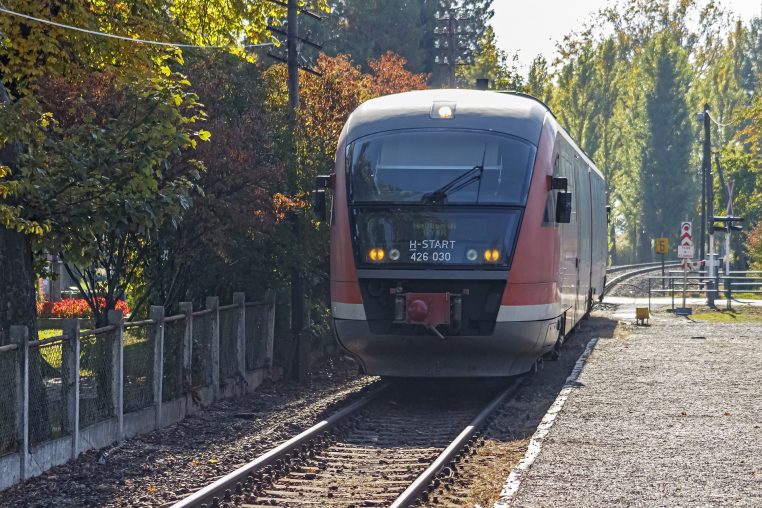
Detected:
[267,0,321,381]
[286,0,306,381]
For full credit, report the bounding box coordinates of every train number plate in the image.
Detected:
[407,240,455,263]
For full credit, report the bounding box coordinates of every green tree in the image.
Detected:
[525,55,553,105]
[455,26,523,90]
[639,31,696,259]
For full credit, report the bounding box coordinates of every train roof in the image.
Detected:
[344,89,549,144]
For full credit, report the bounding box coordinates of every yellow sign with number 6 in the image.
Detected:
[655,237,669,254]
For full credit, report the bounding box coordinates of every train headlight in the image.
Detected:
[389,249,400,261]
[430,101,456,119]
[466,249,478,261]
[484,248,500,263]
[368,248,385,262]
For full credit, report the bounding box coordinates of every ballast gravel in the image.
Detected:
[508,308,762,507]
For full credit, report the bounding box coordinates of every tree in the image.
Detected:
[260,52,426,375]
[639,31,695,258]
[525,56,553,105]
[321,0,427,73]
[455,26,523,90]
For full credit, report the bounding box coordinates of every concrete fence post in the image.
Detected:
[265,291,276,369]
[178,302,193,394]
[206,297,220,400]
[150,306,165,428]
[107,310,124,442]
[10,325,29,481]
[61,319,80,459]
[233,292,246,379]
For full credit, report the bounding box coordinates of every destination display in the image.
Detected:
[351,208,521,268]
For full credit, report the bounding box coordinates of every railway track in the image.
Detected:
[169,262,664,508]
[603,261,680,296]
[171,379,521,508]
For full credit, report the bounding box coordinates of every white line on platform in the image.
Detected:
[493,336,600,508]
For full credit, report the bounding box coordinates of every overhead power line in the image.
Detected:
[0,6,273,49]
[709,115,737,128]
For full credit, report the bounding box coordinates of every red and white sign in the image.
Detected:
[678,221,694,259]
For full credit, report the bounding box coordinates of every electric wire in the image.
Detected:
[709,114,738,128]
[0,6,273,49]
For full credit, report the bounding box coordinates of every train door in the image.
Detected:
[574,158,592,321]
[558,146,577,332]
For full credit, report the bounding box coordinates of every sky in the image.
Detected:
[491,0,762,71]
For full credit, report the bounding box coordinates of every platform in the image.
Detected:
[495,309,762,506]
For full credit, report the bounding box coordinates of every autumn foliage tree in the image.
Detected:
[259,52,426,359]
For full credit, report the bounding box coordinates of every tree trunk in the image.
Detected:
[0,226,52,442]
[0,227,37,345]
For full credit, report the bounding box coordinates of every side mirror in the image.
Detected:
[551,176,568,191]
[556,193,572,223]
[313,188,327,223]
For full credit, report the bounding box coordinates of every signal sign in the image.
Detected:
[655,237,669,255]
[677,222,694,259]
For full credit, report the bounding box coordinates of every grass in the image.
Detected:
[691,308,762,323]
[731,292,762,300]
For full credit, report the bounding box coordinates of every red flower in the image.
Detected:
[37,298,131,318]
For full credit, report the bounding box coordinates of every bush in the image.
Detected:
[37,298,130,319]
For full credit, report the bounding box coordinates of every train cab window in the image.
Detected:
[348,130,535,205]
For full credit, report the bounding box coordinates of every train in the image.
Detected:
[312,89,607,377]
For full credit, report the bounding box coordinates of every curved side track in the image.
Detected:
[171,380,521,508]
[603,262,680,296]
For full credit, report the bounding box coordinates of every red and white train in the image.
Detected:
[314,89,607,377]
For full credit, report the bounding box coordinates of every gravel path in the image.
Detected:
[506,310,762,506]
[0,356,375,508]
[422,311,621,507]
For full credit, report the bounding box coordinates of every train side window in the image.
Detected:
[542,154,559,224]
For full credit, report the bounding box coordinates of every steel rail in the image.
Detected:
[606,261,666,273]
[170,383,387,508]
[390,378,523,508]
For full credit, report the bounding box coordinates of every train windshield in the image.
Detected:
[348,130,535,205]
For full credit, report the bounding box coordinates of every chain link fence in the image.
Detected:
[0,345,19,456]
[219,306,240,380]
[4,295,275,491]
[28,338,68,447]
[191,310,212,388]
[79,330,114,427]
[245,303,270,370]
[162,317,185,402]
[123,322,154,413]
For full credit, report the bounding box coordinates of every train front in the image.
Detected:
[326,90,560,377]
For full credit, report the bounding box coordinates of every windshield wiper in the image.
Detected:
[421,146,487,205]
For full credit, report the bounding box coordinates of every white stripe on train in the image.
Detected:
[331,302,561,322]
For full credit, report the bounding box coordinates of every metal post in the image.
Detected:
[107,310,124,442]
[704,105,716,306]
[61,319,80,458]
[206,296,220,400]
[179,302,193,394]
[661,253,665,289]
[671,277,675,311]
[648,277,651,313]
[682,264,687,309]
[150,306,164,428]
[233,292,246,379]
